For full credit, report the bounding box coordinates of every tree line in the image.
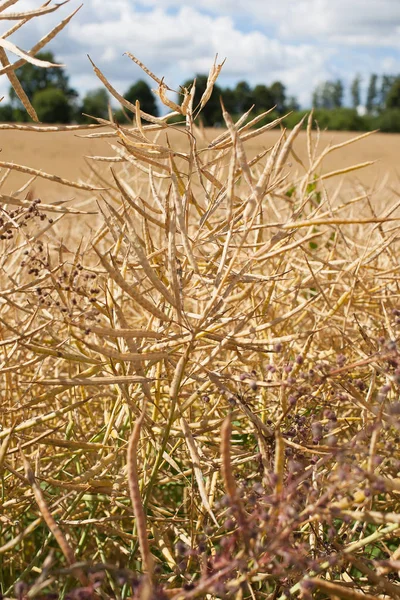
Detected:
[312,74,400,112]
[0,51,159,124]
[3,51,400,132]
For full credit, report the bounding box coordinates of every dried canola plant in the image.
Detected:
[1,6,400,600]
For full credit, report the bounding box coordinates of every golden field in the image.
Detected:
[1,127,399,200]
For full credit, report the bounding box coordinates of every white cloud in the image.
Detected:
[273,0,400,47]
[28,1,331,105]
[1,0,399,109]
[136,0,400,47]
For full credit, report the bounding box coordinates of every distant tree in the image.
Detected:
[366,74,378,113]
[381,75,397,108]
[376,108,400,132]
[312,85,322,108]
[234,81,253,113]
[385,77,400,110]
[11,107,29,122]
[314,108,365,131]
[179,75,223,126]
[220,88,237,114]
[313,80,343,110]
[80,88,109,123]
[32,87,72,123]
[0,103,13,122]
[320,82,332,109]
[270,81,286,113]
[322,82,336,109]
[123,80,159,117]
[252,84,275,112]
[350,75,361,109]
[332,79,344,108]
[9,51,77,108]
[286,95,300,111]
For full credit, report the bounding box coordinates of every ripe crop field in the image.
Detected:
[1,127,399,199]
[2,4,400,600]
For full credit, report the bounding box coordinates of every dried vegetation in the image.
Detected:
[1,3,400,600]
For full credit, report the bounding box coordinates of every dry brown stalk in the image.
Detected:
[273,429,285,495]
[0,123,101,131]
[93,246,171,322]
[88,56,166,126]
[199,55,226,111]
[0,46,38,121]
[0,160,104,190]
[127,408,154,579]
[180,417,218,526]
[305,577,383,600]
[220,415,248,534]
[20,450,88,586]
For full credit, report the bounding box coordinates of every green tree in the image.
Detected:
[286,95,300,111]
[321,82,334,108]
[80,88,109,123]
[270,81,286,113]
[9,51,78,122]
[0,103,13,122]
[234,81,253,113]
[252,84,275,112]
[313,80,343,110]
[332,79,344,108]
[312,85,322,108]
[32,87,72,123]
[124,80,159,117]
[220,88,237,114]
[350,75,361,109]
[366,74,378,113]
[9,51,77,107]
[381,75,397,108]
[385,77,400,110]
[376,108,400,132]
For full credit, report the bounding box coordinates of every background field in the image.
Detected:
[2,127,399,200]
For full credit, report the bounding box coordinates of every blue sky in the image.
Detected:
[3,0,400,108]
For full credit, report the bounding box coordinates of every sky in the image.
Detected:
[3,0,400,108]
